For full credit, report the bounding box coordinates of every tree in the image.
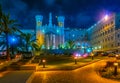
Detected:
[32,42,41,51]
[0,5,21,60]
[67,40,75,49]
[20,33,35,52]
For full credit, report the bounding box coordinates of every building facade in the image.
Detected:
[87,13,120,52]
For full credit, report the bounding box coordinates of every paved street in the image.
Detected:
[32,60,120,83]
[0,70,33,83]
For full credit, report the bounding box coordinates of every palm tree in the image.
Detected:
[0,5,3,34]
[67,40,75,49]
[20,33,35,52]
[32,42,41,51]
[0,5,21,60]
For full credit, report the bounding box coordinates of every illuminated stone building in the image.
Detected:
[35,13,65,49]
[35,13,90,51]
[87,13,120,52]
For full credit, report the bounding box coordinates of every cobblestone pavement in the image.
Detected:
[0,70,33,83]
[32,60,120,83]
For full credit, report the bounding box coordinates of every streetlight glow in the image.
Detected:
[104,15,108,21]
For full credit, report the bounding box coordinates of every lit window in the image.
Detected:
[111,21,113,25]
[58,22,63,27]
[42,29,45,33]
[57,29,59,33]
[118,34,120,38]
[37,22,42,26]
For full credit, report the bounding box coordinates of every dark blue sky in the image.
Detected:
[1,0,120,29]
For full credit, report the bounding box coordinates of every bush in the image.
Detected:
[105,61,115,68]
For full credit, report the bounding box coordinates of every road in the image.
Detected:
[0,70,33,83]
[32,60,120,83]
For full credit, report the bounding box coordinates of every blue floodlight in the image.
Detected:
[42,29,45,33]
[87,49,91,53]
[9,36,17,44]
[72,34,75,37]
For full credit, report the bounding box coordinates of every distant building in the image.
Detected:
[35,13,65,49]
[35,13,90,50]
[65,28,89,48]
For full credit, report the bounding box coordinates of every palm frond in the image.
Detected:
[8,19,17,24]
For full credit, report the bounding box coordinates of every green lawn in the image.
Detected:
[35,55,107,70]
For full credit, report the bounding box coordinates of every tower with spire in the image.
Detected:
[49,12,52,26]
[35,12,65,49]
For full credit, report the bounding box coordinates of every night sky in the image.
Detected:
[1,0,120,29]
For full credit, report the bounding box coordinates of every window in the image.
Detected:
[119,20,120,22]
[108,37,110,41]
[111,28,113,32]
[105,31,107,34]
[118,43,120,46]
[108,29,110,33]
[111,44,113,47]
[111,21,113,25]
[118,34,120,38]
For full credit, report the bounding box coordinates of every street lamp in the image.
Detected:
[104,15,108,21]
[42,59,46,68]
[116,55,119,60]
[91,53,94,60]
[74,56,77,64]
[114,62,118,76]
[9,36,17,56]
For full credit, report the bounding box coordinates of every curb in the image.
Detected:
[26,72,35,83]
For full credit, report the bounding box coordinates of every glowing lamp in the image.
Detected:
[114,62,118,66]
[75,54,79,57]
[78,54,81,57]
[114,62,118,76]
[42,59,46,68]
[72,34,75,37]
[12,38,15,42]
[74,56,77,64]
[42,59,46,63]
[99,46,101,49]
[81,46,84,49]
[87,49,91,53]
[91,53,94,56]
[57,29,59,33]
[83,53,88,58]
[74,56,77,59]
[104,15,108,21]
[42,29,45,33]
[95,47,97,50]
[9,36,17,44]
[116,55,119,57]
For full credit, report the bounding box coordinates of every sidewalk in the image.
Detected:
[0,57,21,71]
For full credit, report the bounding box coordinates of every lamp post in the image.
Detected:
[42,59,46,68]
[10,36,17,56]
[116,55,119,60]
[91,53,94,60]
[114,62,118,76]
[74,56,77,64]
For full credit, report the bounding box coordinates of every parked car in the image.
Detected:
[108,53,115,57]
